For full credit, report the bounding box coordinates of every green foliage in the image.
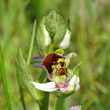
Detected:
[27,20,37,65]
[18,48,42,104]
[73,62,83,75]
[16,62,26,110]
[54,98,66,110]
[0,44,12,110]
[0,0,110,110]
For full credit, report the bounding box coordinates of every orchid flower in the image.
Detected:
[32,52,80,96]
[69,104,81,110]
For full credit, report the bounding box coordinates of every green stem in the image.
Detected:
[27,20,36,65]
[39,78,49,110]
[26,19,49,110]
[39,92,49,110]
[54,98,65,110]
[16,62,26,110]
[36,69,49,110]
[36,69,47,82]
[0,43,12,110]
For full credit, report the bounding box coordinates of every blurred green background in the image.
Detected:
[0,0,110,110]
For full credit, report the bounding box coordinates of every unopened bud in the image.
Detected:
[36,17,51,56]
[59,29,71,49]
[45,10,66,46]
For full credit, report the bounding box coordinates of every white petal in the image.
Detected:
[75,82,80,92]
[67,86,73,91]
[59,29,71,49]
[68,75,80,92]
[33,82,58,92]
[69,75,80,85]
[60,87,68,92]
[43,25,51,46]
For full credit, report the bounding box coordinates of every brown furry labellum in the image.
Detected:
[42,53,67,80]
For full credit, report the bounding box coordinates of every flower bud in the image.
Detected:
[45,10,66,46]
[59,29,71,49]
[36,10,72,56]
[36,17,51,56]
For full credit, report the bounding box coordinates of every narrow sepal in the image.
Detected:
[72,62,82,75]
[31,56,43,68]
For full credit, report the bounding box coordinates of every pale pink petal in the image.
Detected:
[75,82,80,92]
[69,75,79,85]
[33,82,59,92]
[60,87,68,92]
[68,75,80,92]
[59,75,80,92]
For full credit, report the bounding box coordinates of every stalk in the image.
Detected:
[27,20,36,65]
[54,98,65,110]
[0,43,12,110]
[39,78,49,110]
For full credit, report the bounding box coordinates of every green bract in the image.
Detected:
[18,49,42,104]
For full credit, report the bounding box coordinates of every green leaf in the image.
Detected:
[18,48,42,104]
[54,98,66,110]
[0,43,12,110]
[73,62,82,75]
[16,62,26,110]
[66,19,71,30]
[27,20,36,65]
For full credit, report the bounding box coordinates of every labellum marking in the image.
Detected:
[57,68,67,76]
[42,53,62,80]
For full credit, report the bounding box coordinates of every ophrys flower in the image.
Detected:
[32,52,80,97]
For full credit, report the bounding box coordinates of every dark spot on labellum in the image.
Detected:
[57,67,67,76]
[60,62,65,67]
[42,53,62,75]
